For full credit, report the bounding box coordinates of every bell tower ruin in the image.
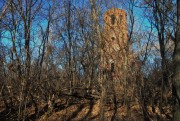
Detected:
[102,8,129,79]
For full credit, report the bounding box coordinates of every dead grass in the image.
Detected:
[0,96,172,121]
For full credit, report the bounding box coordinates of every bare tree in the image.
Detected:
[173,0,180,120]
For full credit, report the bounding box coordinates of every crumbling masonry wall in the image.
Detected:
[102,8,133,81]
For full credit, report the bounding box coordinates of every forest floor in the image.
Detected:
[0,96,172,121]
[34,98,144,121]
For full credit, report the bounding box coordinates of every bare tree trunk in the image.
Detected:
[89,0,106,120]
[99,76,106,121]
[173,0,180,120]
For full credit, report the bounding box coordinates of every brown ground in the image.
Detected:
[0,96,172,121]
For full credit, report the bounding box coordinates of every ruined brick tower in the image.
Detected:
[102,8,129,78]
